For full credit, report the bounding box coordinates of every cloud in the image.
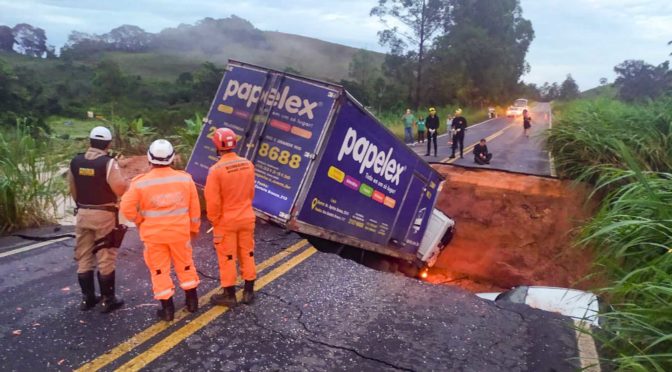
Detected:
[2,0,670,90]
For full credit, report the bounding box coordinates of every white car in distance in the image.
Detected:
[506,98,528,117]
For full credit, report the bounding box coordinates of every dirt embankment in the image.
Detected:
[117,155,151,180]
[429,165,597,293]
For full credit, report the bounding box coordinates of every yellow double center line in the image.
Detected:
[77,239,315,371]
[440,123,515,163]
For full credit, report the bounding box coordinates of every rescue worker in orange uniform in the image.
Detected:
[205,128,257,306]
[68,126,128,313]
[120,139,201,321]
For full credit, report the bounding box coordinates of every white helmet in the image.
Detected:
[89,126,112,141]
[147,139,175,165]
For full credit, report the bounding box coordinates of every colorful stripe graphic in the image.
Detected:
[328,166,345,183]
[359,183,373,198]
[269,119,292,132]
[217,104,233,114]
[291,126,312,139]
[372,190,385,203]
[326,167,395,209]
[343,175,360,190]
[383,196,396,208]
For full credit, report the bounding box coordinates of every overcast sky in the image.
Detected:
[1,0,670,90]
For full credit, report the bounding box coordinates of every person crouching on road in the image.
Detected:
[120,139,201,321]
[205,128,257,307]
[473,138,493,165]
[69,126,128,313]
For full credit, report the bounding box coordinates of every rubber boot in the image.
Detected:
[210,286,237,307]
[185,288,198,313]
[156,297,175,321]
[77,271,99,311]
[242,280,255,305]
[98,271,125,313]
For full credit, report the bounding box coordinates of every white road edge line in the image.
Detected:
[0,237,72,259]
[574,320,601,371]
[548,108,558,177]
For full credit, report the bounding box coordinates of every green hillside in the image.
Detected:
[46,16,384,83]
[580,84,617,99]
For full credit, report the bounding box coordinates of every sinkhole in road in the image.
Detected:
[428,164,598,293]
[119,155,597,294]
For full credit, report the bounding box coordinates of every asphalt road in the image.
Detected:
[0,102,585,371]
[1,225,580,371]
[411,103,554,176]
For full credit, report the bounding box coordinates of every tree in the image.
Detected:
[371,0,447,109]
[349,49,381,85]
[0,25,15,52]
[92,60,126,101]
[559,74,580,100]
[430,0,534,104]
[12,23,47,57]
[192,62,224,102]
[104,25,153,52]
[599,77,608,86]
[614,59,670,102]
[540,82,560,101]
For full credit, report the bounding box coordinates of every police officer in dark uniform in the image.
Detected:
[424,107,440,157]
[450,108,468,159]
[68,126,128,312]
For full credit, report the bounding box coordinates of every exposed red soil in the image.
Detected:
[117,155,152,181]
[428,165,598,293]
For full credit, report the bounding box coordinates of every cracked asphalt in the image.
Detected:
[1,220,580,371]
[0,103,583,370]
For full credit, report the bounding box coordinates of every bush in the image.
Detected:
[0,119,68,233]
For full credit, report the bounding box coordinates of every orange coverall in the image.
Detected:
[120,167,201,300]
[204,152,256,288]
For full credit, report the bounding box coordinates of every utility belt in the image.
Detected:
[75,203,128,253]
[74,204,118,214]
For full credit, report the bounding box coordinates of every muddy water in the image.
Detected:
[429,165,597,293]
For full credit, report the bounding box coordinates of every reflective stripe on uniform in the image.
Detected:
[140,207,188,217]
[190,217,201,223]
[155,288,174,297]
[135,175,191,189]
[179,280,199,290]
[210,159,248,173]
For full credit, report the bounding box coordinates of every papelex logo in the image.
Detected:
[222,79,318,120]
[337,127,407,186]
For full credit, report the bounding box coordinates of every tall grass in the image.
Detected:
[547,98,672,180]
[547,98,672,370]
[0,119,68,233]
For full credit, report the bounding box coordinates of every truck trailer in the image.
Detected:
[186,60,454,275]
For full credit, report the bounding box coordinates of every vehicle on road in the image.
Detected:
[187,60,455,276]
[478,286,599,327]
[506,98,529,117]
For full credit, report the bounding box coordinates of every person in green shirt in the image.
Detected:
[416,115,426,144]
[401,108,416,144]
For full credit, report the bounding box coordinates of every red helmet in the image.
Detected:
[212,127,237,151]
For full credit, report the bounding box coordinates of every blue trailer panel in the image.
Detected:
[187,60,450,264]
